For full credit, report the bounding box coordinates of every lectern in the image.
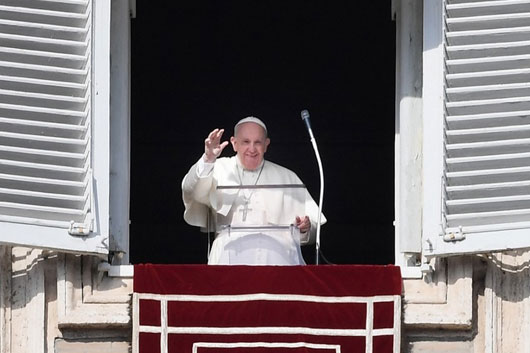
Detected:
[212,184,310,265]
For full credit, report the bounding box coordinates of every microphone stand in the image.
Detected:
[301,110,324,265]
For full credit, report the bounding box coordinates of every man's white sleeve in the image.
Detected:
[197,155,215,177]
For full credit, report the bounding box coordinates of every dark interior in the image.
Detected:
[130,1,396,265]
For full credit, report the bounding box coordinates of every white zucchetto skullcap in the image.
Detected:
[234,116,267,134]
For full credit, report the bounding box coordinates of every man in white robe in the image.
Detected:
[182,117,326,265]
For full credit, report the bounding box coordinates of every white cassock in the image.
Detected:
[182,156,326,265]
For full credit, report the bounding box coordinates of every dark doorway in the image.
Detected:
[130,1,396,265]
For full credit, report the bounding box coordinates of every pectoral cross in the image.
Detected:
[240,200,252,221]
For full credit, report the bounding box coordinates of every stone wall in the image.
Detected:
[403,251,530,353]
[0,246,132,353]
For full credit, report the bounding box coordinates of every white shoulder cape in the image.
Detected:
[181,156,326,239]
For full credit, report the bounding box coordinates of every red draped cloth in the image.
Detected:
[133,265,402,353]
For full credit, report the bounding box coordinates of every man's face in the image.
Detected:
[230,122,270,170]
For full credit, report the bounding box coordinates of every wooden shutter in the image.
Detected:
[0,0,110,254]
[427,0,530,255]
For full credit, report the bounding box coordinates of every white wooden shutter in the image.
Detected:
[424,0,530,256]
[0,0,110,254]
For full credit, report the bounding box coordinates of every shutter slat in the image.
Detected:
[447,180,530,199]
[0,172,85,195]
[0,145,86,160]
[0,87,88,101]
[0,107,86,125]
[0,186,87,208]
[0,75,88,96]
[447,40,530,60]
[0,158,87,182]
[447,27,530,46]
[447,137,530,149]
[0,59,88,75]
[0,188,88,199]
[0,102,87,118]
[445,221,530,236]
[0,116,87,139]
[446,137,530,159]
[0,47,87,69]
[0,60,89,83]
[447,67,530,79]
[447,110,530,129]
[447,0,530,9]
[446,124,530,144]
[0,116,85,130]
[446,83,530,101]
[0,88,88,111]
[446,96,530,116]
[0,0,89,11]
[0,157,86,173]
[447,54,530,73]
[447,194,530,211]
[0,202,86,223]
[446,1,530,18]
[0,187,88,198]
[0,145,87,168]
[0,214,70,228]
[0,130,88,153]
[447,14,530,33]
[447,123,530,138]
[447,152,530,171]
[0,5,89,26]
[446,208,530,227]
[0,18,88,41]
[447,68,530,86]
[0,32,88,55]
[447,167,530,190]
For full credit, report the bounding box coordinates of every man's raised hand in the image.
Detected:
[204,128,229,163]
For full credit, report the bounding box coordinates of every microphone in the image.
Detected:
[300,109,324,265]
[301,109,312,135]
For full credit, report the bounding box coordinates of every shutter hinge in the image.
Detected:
[68,221,91,236]
[443,226,465,242]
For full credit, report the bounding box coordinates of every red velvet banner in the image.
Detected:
[133,265,402,353]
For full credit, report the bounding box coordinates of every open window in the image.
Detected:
[423,0,530,257]
[0,0,112,255]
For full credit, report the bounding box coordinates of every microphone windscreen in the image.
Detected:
[301,109,310,120]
